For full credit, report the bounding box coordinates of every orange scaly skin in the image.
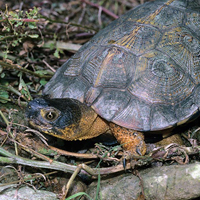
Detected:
[110,123,146,155]
[56,115,110,141]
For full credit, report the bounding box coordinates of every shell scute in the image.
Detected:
[186,12,200,37]
[91,90,131,121]
[175,95,198,123]
[112,98,151,131]
[150,105,177,130]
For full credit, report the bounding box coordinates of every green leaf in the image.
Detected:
[9,11,18,18]
[40,78,48,86]
[28,34,39,38]
[0,72,5,78]
[96,170,101,200]
[12,40,19,47]
[0,90,9,103]
[54,48,60,58]
[15,21,23,27]
[28,22,37,29]
[35,70,51,75]
[18,72,32,100]
[54,48,64,58]
[65,192,93,200]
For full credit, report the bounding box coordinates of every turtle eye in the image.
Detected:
[45,111,56,120]
[45,111,57,120]
[40,108,60,121]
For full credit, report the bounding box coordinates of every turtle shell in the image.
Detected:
[43,0,200,132]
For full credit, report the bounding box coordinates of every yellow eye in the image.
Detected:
[40,108,60,121]
[45,111,57,120]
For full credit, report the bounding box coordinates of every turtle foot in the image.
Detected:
[110,123,146,156]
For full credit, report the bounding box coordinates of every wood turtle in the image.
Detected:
[27,0,200,156]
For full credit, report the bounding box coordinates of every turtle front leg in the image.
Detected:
[110,123,146,156]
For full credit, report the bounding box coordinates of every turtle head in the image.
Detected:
[26,98,94,141]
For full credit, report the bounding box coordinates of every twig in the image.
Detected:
[81,0,118,19]
[98,5,102,26]
[0,147,77,173]
[0,111,18,155]
[49,145,99,159]
[42,60,56,73]
[0,60,53,79]
[49,145,119,162]
[62,165,82,200]
[0,111,9,126]
[133,170,145,198]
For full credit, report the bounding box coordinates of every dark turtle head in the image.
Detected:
[26,98,84,140]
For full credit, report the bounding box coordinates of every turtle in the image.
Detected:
[27,0,200,156]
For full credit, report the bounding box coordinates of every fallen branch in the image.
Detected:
[0,146,129,176]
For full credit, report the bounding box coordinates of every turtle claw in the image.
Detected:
[136,146,143,156]
[120,150,130,169]
[123,158,126,169]
[121,150,145,170]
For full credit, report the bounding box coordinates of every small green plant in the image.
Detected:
[1,6,41,59]
[0,6,52,103]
